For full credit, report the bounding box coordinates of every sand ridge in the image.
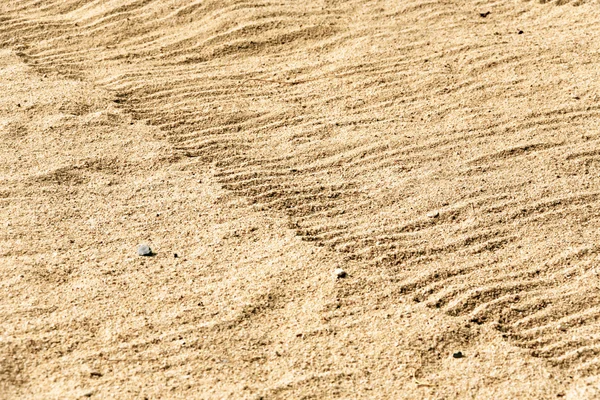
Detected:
[2,0,600,398]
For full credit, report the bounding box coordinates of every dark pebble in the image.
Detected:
[453,351,464,359]
[334,268,347,278]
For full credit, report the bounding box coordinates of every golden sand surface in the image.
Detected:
[2,1,600,398]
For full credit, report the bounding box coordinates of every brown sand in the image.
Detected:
[2,0,600,398]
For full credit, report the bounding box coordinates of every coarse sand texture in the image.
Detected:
[2,0,600,399]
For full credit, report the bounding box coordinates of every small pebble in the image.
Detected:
[334,268,347,278]
[453,351,464,359]
[137,244,152,256]
[427,211,440,218]
[174,253,178,258]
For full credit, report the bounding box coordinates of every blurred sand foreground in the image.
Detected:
[2,1,600,398]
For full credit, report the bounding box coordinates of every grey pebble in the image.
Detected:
[137,244,152,256]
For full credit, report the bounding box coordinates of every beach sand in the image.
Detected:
[2,0,600,398]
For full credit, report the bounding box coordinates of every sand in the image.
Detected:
[2,0,600,398]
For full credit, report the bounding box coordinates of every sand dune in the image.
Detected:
[2,0,600,398]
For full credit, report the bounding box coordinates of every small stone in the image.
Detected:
[334,268,347,278]
[427,211,440,218]
[173,253,178,258]
[137,244,152,256]
[453,351,464,359]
